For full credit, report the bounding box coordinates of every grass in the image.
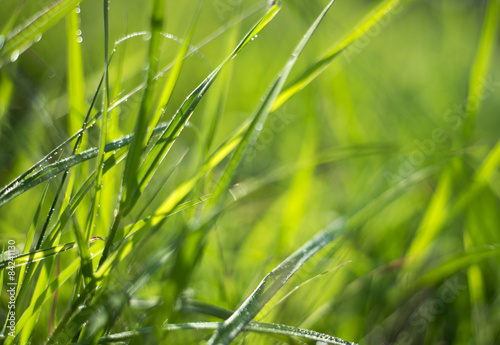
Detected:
[0,0,499,344]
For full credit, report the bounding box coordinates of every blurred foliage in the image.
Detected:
[0,0,499,344]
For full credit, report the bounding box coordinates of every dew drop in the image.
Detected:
[10,50,20,62]
[75,7,81,13]
[34,34,42,43]
[77,36,83,43]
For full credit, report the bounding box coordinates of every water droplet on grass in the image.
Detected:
[10,50,19,62]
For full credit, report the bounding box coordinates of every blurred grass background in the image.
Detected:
[0,0,499,344]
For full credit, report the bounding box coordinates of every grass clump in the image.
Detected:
[0,0,499,344]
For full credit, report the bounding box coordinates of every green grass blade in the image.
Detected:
[272,0,402,111]
[206,218,345,345]
[463,0,500,140]
[119,0,165,211]
[416,245,500,287]
[132,3,281,215]
[91,320,357,345]
[206,0,336,217]
[0,0,86,67]
[145,8,200,144]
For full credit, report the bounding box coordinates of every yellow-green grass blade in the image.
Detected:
[14,241,104,344]
[119,0,165,213]
[0,8,267,207]
[206,0,336,219]
[0,72,14,134]
[0,0,86,67]
[66,6,86,138]
[272,0,403,111]
[406,163,454,257]
[463,0,500,140]
[128,3,281,217]
[126,13,200,212]
[452,139,500,216]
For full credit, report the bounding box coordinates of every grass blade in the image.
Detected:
[272,0,403,111]
[207,218,346,345]
[0,0,86,67]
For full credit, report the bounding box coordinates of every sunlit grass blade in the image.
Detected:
[145,8,199,143]
[129,2,282,216]
[96,4,282,271]
[463,0,500,140]
[66,6,86,137]
[119,0,165,214]
[206,0,336,217]
[0,0,86,67]
[272,0,402,111]
[207,218,346,345]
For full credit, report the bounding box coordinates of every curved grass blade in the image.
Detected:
[207,218,346,345]
[0,0,85,67]
[89,321,357,345]
[127,2,282,215]
[206,0,335,220]
[416,245,500,288]
[0,5,270,207]
[272,0,403,111]
[97,3,282,270]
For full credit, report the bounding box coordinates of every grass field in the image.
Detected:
[0,0,499,344]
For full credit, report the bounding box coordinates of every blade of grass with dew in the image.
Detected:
[118,0,165,215]
[272,0,404,111]
[66,5,86,138]
[206,218,346,345]
[463,0,500,140]
[145,7,200,144]
[79,0,110,283]
[205,0,336,219]
[0,0,87,67]
[125,10,201,211]
[0,241,82,269]
[127,3,282,216]
[0,4,269,207]
[89,321,357,345]
[43,150,126,248]
[96,4,281,271]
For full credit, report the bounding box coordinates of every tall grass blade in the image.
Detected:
[207,218,345,345]
[272,0,402,111]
